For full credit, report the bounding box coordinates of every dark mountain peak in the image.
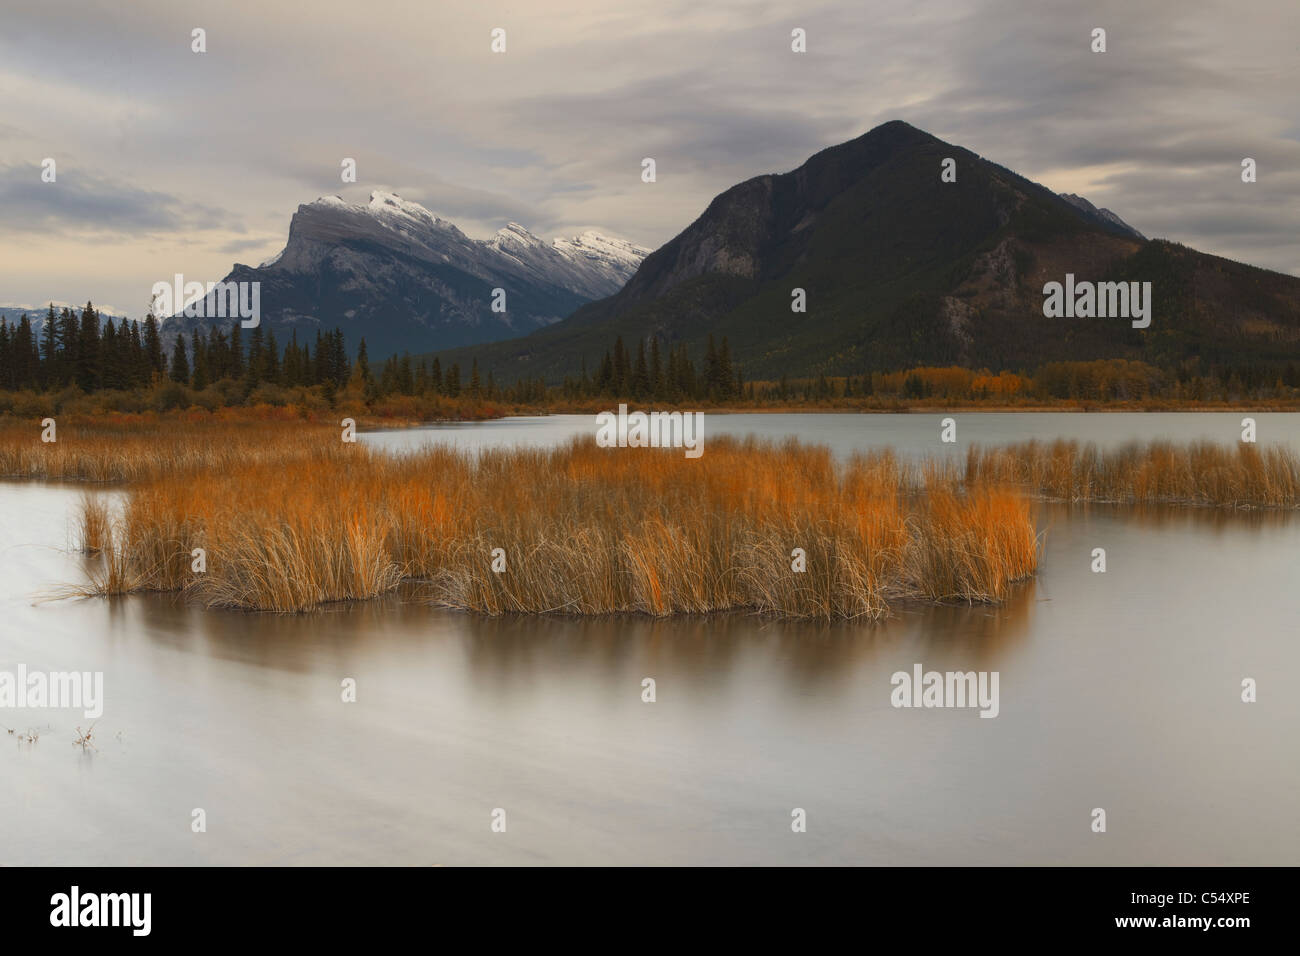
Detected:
[603,121,1029,312]
[435,120,1300,383]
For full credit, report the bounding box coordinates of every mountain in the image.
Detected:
[164,191,648,357]
[1058,193,1144,240]
[429,120,1300,382]
[0,305,127,330]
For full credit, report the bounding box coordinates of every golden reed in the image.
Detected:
[964,439,1300,508]
[10,420,1291,617]
[2,419,1037,617]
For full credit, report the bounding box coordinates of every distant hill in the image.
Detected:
[162,191,648,358]
[0,305,126,331]
[426,120,1300,382]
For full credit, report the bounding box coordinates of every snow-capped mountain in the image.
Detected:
[489,224,648,299]
[0,304,126,330]
[165,191,648,358]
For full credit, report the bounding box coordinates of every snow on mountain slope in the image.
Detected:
[164,191,648,358]
[484,218,651,300]
[263,191,647,298]
[1059,193,1145,240]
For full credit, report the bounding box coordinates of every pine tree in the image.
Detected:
[353,337,371,383]
[208,328,230,381]
[230,324,244,379]
[632,340,649,397]
[264,327,280,385]
[703,335,722,398]
[58,309,79,389]
[169,335,190,383]
[128,320,148,387]
[246,325,265,385]
[77,302,101,390]
[40,305,59,388]
[612,337,629,393]
[284,331,301,386]
[191,330,210,390]
[649,337,663,399]
[143,314,164,379]
[596,350,614,394]
[717,337,734,400]
[399,353,413,395]
[99,318,122,389]
[13,315,37,390]
[0,322,11,391]
[327,330,343,387]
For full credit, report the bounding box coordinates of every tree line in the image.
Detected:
[4,304,1298,407]
[0,303,356,396]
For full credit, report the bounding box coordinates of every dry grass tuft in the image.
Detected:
[965,439,1300,508]
[75,493,111,552]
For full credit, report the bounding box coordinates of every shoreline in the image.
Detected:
[4,401,1300,433]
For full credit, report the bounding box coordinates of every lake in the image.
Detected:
[2,412,1297,865]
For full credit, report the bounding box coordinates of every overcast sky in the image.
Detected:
[1,0,1297,314]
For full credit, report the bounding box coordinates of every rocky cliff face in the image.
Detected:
[164,191,648,358]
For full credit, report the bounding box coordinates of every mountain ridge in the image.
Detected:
[424,120,1300,382]
[163,191,649,358]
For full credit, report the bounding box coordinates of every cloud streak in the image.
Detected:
[0,0,1296,310]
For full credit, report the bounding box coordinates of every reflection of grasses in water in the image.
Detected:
[966,440,1300,508]
[65,433,1039,618]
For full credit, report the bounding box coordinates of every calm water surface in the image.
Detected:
[363,411,1300,459]
[1,413,1297,865]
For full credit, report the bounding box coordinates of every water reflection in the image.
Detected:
[2,420,1299,865]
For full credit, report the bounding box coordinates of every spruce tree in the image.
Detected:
[143,314,164,378]
[77,302,100,390]
[191,330,210,389]
[41,305,59,388]
[632,340,649,397]
[170,335,190,383]
[649,337,663,399]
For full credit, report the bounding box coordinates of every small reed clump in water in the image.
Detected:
[75,435,1039,618]
[964,439,1300,508]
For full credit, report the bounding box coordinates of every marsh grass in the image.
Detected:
[7,418,1290,618]
[75,493,111,552]
[965,439,1300,508]
[39,426,1037,618]
[0,417,339,483]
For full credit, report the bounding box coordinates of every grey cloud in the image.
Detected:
[1,0,1297,311]
[217,237,280,256]
[0,165,232,237]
